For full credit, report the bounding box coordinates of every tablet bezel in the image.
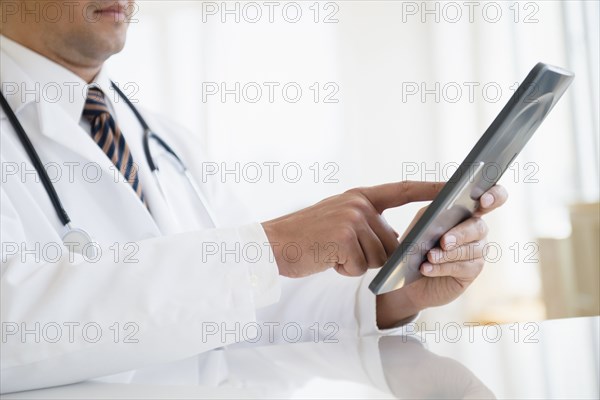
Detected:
[369,62,575,295]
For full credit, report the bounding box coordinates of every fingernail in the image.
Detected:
[481,193,494,208]
[444,235,457,249]
[422,263,433,274]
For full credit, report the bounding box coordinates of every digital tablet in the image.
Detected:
[369,62,575,295]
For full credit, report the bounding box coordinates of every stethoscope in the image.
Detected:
[0,82,217,256]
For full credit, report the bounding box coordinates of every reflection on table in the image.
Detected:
[3,316,598,399]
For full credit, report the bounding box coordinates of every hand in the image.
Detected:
[376,185,508,329]
[262,181,444,278]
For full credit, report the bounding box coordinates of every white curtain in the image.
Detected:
[107,1,599,324]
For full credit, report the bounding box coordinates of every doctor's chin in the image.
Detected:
[0,1,598,399]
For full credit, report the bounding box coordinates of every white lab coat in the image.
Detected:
[0,37,389,394]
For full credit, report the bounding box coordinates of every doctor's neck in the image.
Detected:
[2,31,103,83]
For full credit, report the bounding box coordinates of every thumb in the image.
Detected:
[358,181,445,213]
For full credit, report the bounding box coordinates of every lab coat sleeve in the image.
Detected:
[140,116,415,340]
[0,188,281,394]
[254,268,417,345]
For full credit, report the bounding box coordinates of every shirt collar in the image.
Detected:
[0,34,114,123]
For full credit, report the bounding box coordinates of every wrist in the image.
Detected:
[376,288,422,329]
[261,221,289,277]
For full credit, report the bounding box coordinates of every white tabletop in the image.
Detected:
[3,316,598,399]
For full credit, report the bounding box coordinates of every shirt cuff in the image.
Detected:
[356,269,420,336]
[237,223,281,309]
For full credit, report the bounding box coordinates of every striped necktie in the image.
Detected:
[83,87,147,206]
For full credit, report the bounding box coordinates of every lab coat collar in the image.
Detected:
[0,35,88,124]
[88,66,119,107]
[0,40,112,176]
[0,35,121,169]
[0,35,121,124]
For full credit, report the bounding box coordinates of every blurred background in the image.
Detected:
[107,1,599,325]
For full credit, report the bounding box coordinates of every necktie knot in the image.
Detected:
[81,86,148,207]
[83,87,110,123]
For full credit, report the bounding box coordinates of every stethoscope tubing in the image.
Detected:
[110,83,185,173]
[0,89,71,226]
[0,82,216,240]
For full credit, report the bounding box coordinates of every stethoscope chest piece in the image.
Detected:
[62,226,97,259]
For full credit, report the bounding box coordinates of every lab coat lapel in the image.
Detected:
[37,100,115,176]
[36,101,162,237]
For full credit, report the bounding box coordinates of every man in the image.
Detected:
[0,0,507,394]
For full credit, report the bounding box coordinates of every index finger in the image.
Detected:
[358,181,445,213]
